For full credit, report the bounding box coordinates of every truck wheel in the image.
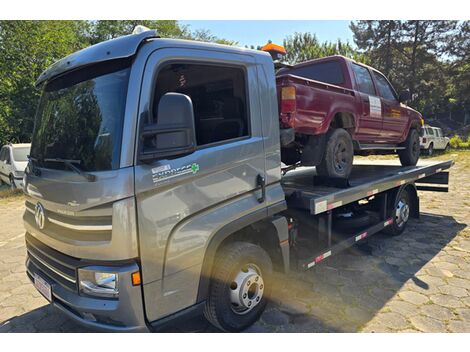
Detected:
[203,241,272,332]
[383,188,411,236]
[316,128,353,179]
[398,129,420,166]
[427,143,434,156]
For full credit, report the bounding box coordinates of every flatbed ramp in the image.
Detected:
[282,159,453,215]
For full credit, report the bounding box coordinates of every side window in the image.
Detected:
[287,61,344,85]
[352,64,376,95]
[372,72,397,101]
[438,129,443,137]
[153,63,249,146]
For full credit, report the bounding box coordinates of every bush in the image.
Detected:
[449,135,470,149]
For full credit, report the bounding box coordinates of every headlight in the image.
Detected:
[78,268,119,298]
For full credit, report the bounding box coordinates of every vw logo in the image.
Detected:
[34,203,46,230]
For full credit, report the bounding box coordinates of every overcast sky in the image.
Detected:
[180,20,355,48]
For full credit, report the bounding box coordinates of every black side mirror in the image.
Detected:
[399,90,411,103]
[139,93,197,161]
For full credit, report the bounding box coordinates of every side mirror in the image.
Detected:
[139,93,197,161]
[398,90,411,103]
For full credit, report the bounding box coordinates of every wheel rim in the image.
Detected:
[333,140,348,173]
[229,263,264,315]
[395,198,410,228]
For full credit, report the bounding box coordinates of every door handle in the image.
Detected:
[256,174,266,203]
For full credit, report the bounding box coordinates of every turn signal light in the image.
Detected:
[131,271,141,286]
[281,86,296,113]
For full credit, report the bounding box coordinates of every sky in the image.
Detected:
[180,20,355,48]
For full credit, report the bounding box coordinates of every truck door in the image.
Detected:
[372,71,407,141]
[350,63,382,141]
[133,48,267,322]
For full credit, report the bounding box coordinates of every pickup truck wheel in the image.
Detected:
[384,189,411,236]
[316,128,353,179]
[203,241,272,332]
[398,129,420,166]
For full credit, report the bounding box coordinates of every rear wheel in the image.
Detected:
[316,128,353,179]
[427,143,434,156]
[398,129,420,166]
[383,188,411,236]
[203,241,272,332]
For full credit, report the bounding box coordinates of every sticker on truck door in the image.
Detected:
[369,96,382,118]
[151,163,200,184]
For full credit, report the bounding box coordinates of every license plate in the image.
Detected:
[34,273,52,302]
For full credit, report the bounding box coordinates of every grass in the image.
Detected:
[0,185,24,201]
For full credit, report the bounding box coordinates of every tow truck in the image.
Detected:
[23,28,453,332]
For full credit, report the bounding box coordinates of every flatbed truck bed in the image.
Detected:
[280,159,453,271]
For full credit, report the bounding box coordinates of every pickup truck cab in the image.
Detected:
[277,56,423,178]
[420,125,450,155]
[23,30,451,333]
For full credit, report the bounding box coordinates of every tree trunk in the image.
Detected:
[409,21,420,99]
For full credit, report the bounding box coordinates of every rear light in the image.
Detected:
[422,137,427,143]
[281,86,296,113]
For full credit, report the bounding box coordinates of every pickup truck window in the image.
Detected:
[352,63,376,95]
[286,61,344,86]
[372,71,397,101]
[153,63,249,146]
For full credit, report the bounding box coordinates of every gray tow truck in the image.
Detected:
[23,29,453,332]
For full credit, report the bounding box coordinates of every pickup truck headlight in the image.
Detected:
[78,268,119,298]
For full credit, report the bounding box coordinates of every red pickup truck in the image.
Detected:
[277,55,423,178]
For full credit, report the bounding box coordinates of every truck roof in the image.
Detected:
[36,31,270,86]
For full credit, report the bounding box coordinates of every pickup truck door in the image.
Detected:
[350,63,382,141]
[372,71,407,141]
[133,47,268,322]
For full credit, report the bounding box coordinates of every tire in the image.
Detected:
[398,129,420,166]
[383,188,411,236]
[203,241,272,332]
[427,143,434,156]
[316,128,353,179]
[9,175,16,190]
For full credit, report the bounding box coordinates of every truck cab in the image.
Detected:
[24,30,286,332]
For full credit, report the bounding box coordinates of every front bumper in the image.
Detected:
[25,234,149,332]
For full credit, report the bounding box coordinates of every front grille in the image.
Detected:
[26,233,80,291]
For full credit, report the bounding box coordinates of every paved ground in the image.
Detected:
[0,151,469,333]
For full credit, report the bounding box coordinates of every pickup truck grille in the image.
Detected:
[26,233,80,291]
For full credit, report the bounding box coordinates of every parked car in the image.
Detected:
[420,125,450,155]
[0,143,31,189]
[277,55,424,178]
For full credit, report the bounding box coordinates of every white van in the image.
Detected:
[0,143,31,189]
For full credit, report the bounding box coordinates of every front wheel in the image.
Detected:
[203,241,272,332]
[316,128,353,179]
[9,175,16,190]
[398,129,420,166]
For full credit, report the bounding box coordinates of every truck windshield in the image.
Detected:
[30,61,130,172]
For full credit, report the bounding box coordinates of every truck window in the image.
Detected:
[153,63,249,146]
[372,71,397,101]
[285,61,344,86]
[352,63,376,95]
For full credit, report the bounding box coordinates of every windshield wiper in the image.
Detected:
[43,158,96,182]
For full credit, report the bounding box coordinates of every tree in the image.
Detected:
[282,32,367,65]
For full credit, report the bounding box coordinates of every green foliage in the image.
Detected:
[449,135,470,149]
[0,20,235,146]
[282,32,366,65]
[350,20,469,118]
